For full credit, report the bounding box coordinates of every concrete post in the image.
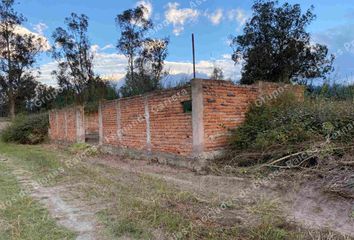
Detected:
[98,101,103,145]
[116,100,122,142]
[144,96,152,152]
[55,110,59,139]
[48,111,51,139]
[76,106,85,143]
[191,79,204,157]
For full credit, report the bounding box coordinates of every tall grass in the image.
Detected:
[226,92,354,166]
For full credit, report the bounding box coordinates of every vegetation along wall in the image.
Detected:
[48,79,304,159]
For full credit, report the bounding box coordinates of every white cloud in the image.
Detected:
[93,52,127,81]
[33,22,48,35]
[91,44,115,53]
[38,46,128,86]
[37,61,57,86]
[13,25,50,51]
[165,2,199,36]
[102,44,115,51]
[228,8,248,26]
[38,44,241,87]
[206,9,223,25]
[90,44,100,53]
[137,0,153,20]
[222,54,231,59]
[165,58,241,81]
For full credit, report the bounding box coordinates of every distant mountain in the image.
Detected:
[108,72,210,94]
[108,78,125,92]
[161,72,209,88]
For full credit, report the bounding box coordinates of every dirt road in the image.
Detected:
[0,143,353,239]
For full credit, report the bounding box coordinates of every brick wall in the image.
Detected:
[202,80,259,151]
[84,112,99,134]
[48,79,304,159]
[66,107,78,142]
[148,88,192,155]
[99,87,192,156]
[49,106,83,143]
[201,80,304,152]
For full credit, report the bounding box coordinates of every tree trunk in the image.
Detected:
[130,57,134,82]
[9,95,15,119]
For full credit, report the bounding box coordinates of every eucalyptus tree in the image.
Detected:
[0,0,44,118]
[52,13,107,105]
[116,5,169,97]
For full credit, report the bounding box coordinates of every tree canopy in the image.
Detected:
[0,0,44,118]
[52,13,115,107]
[231,0,334,85]
[116,5,169,97]
[210,66,224,80]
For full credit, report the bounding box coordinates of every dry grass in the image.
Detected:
[0,158,76,240]
[0,142,353,239]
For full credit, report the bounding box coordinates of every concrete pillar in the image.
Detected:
[55,110,59,139]
[116,100,122,142]
[76,106,85,143]
[48,112,51,138]
[191,79,204,157]
[144,96,151,152]
[98,101,103,145]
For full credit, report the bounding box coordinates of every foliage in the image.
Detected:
[231,0,334,85]
[231,93,354,152]
[307,82,354,101]
[0,142,349,240]
[51,89,75,109]
[116,5,169,97]
[52,13,109,105]
[210,66,224,80]
[0,0,44,118]
[1,113,49,144]
[27,83,57,112]
[116,5,152,79]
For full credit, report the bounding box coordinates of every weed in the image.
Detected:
[1,142,351,240]
[1,113,48,144]
[0,162,75,240]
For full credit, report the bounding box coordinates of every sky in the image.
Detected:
[14,0,354,86]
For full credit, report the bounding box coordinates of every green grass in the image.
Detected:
[0,162,76,240]
[0,142,351,240]
[245,199,294,240]
[56,158,241,239]
[0,142,61,173]
[0,142,65,188]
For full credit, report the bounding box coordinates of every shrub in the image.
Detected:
[232,94,354,150]
[1,113,49,144]
[226,93,354,166]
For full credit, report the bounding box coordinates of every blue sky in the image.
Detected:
[15,0,354,86]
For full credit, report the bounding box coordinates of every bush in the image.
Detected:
[1,113,49,144]
[232,94,354,150]
[225,93,354,166]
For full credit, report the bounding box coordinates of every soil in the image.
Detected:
[0,119,9,132]
[6,162,104,240]
[287,182,354,237]
[88,154,354,237]
[3,147,354,239]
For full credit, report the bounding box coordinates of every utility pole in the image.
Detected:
[192,33,196,79]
